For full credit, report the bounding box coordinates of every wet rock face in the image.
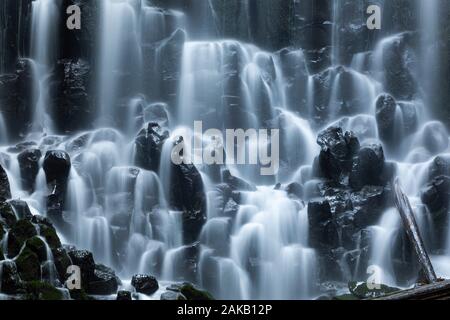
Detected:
[315,126,360,181]
[0,164,11,201]
[0,260,23,294]
[380,32,418,100]
[59,0,100,61]
[0,59,36,139]
[88,264,120,295]
[131,274,159,295]
[170,162,207,244]
[134,123,169,172]
[308,126,394,281]
[67,249,95,289]
[375,93,397,144]
[48,59,93,133]
[0,0,32,73]
[17,149,42,193]
[43,150,71,187]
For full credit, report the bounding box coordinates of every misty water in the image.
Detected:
[0,0,449,300]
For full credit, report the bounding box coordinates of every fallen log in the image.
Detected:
[393,178,438,284]
[376,280,450,300]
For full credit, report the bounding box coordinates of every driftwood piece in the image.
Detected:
[376,280,450,300]
[393,178,438,284]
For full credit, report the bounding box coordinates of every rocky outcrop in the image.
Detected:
[308,126,395,282]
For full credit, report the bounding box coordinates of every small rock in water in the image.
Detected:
[131,274,159,295]
[116,290,132,301]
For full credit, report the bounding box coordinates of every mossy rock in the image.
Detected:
[348,281,400,299]
[69,289,96,300]
[52,247,72,282]
[25,281,63,300]
[7,219,37,257]
[0,202,17,228]
[39,224,61,250]
[168,282,214,300]
[26,236,48,263]
[16,247,41,281]
[0,246,4,261]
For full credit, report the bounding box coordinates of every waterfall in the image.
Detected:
[1,0,450,300]
[30,0,60,134]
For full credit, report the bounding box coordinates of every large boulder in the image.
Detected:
[131,274,159,295]
[43,150,71,187]
[67,249,95,290]
[87,264,120,295]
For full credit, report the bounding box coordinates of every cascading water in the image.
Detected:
[29,0,60,134]
[0,0,449,300]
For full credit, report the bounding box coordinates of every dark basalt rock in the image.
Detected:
[0,201,16,228]
[286,182,304,199]
[131,274,159,295]
[378,32,418,100]
[421,175,450,214]
[0,59,36,139]
[167,282,213,300]
[0,164,11,201]
[0,260,23,294]
[134,123,169,172]
[169,154,207,243]
[24,280,63,300]
[15,246,41,281]
[316,126,360,181]
[48,59,93,133]
[349,143,386,190]
[17,148,41,193]
[7,219,37,258]
[161,290,186,300]
[116,290,132,301]
[222,169,257,191]
[375,94,397,144]
[88,264,120,295]
[428,155,450,181]
[67,249,95,289]
[25,236,47,263]
[8,199,32,220]
[43,150,71,187]
[52,247,72,282]
[58,0,100,61]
